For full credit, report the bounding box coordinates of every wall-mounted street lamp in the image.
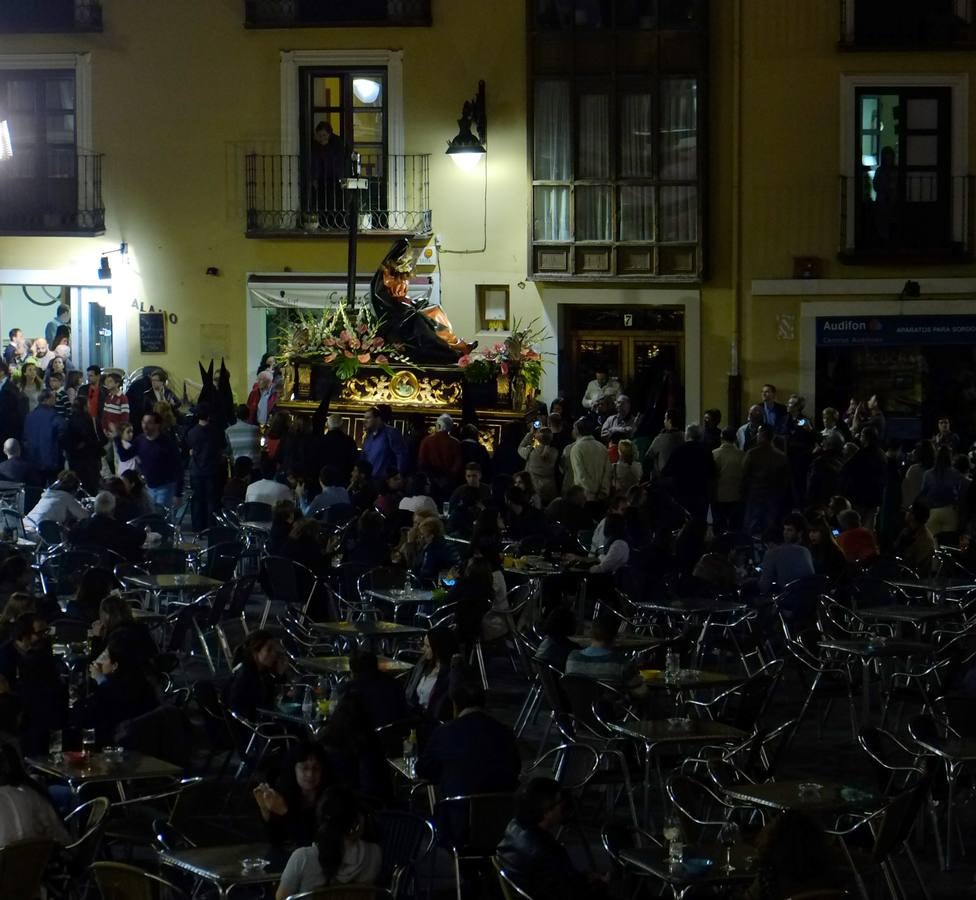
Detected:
[446,80,487,171]
[98,241,128,280]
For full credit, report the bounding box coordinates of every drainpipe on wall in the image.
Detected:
[727,0,743,426]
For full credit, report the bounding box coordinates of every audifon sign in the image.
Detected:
[816,315,976,347]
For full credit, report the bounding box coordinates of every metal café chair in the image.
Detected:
[47,797,110,900]
[492,858,538,900]
[90,861,189,900]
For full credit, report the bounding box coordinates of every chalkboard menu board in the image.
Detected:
[139,312,166,353]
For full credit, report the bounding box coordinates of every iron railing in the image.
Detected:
[244,0,431,27]
[0,0,102,32]
[839,0,976,48]
[838,174,974,259]
[0,153,104,235]
[245,153,431,236]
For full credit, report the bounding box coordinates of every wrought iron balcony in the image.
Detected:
[839,0,976,49]
[0,0,102,32]
[245,153,431,237]
[838,174,974,262]
[244,0,431,28]
[0,152,105,236]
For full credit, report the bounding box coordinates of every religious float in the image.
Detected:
[276,238,548,450]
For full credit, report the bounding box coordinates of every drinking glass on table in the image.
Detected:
[48,730,62,762]
[663,813,685,868]
[718,820,741,874]
[82,728,97,758]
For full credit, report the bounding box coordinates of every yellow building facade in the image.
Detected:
[1,1,974,439]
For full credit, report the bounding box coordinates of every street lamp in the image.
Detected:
[446,81,487,171]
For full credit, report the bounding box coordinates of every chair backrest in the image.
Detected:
[265,555,318,611]
[90,860,189,900]
[372,809,435,888]
[0,839,55,900]
[665,773,733,843]
[434,793,515,854]
[492,858,537,900]
[558,674,617,737]
[543,743,601,790]
[150,818,195,854]
[39,549,102,596]
[869,773,931,864]
[198,541,242,581]
[37,519,64,546]
[858,727,920,794]
[240,501,274,523]
[775,575,830,624]
[64,796,110,867]
[727,659,784,732]
[943,693,976,739]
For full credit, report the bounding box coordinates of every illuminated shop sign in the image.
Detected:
[816,315,976,347]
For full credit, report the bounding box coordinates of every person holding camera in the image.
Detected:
[517,424,559,505]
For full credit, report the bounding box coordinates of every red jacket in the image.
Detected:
[418,431,462,479]
[246,384,278,425]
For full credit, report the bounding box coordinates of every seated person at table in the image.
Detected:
[416,660,521,798]
[347,460,377,511]
[245,458,295,506]
[0,739,69,847]
[222,456,253,509]
[342,510,394,569]
[741,810,847,899]
[534,606,578,672]
[267,500,298,556]
[283,517,331,580]
[0,613,48,689]
[504,486,547,542]
[89,593,157,671]
[588,513,630,575]
[411,516,459,587]
[758,512,815,595]
[806,517,850,582]
[67,491,144,563]
[318,692,393,803]
[300,465,351,518]
[405,627,456,722]
[835,508,880,564]
[497,778,609,900]
[589,495,628,555]
[65,566,117,622]
[894,500,937,577]
[447,485,484,540]
[224,630,286,722]
[0,593,35,645]
[275,785,381,900]
[254,741,332,846]
[342,649,410,729]
[565,615,645,695]
[24,470,89,536]
[449,556,495,654]
[82,634,159,746]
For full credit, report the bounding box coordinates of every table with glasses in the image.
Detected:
[366,587,435,622]
[388,755,437,812]
[620,843,756,899]
[570,633,667,653]
[27,750,183,799]
[312,619,427,651]
[640,668,745,692]
[818,638,937,722]
[159,843,290,898]
[295,654,414,676]
[724,779,881,816]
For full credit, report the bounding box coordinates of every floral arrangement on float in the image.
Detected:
[458,318,550,411]
[277,306,411,380]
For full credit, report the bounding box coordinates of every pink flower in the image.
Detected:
[493,343,505,353]
[375,337,385,348]
[376,354,389,365]
[500,361,509,375]
[323,352,336,363]
[339,330,352,342]
[358,353,371,363]
[324,336,335,346]
[344,350,355,359]
[458,355,471,368]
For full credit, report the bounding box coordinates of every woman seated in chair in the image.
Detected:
[317,692,393,803]
[254,741,332,846]
[342,510,393,569]
[533,605,578,673]
[89,593,157,670]
[282,517,331,581]
[65,567,116,623]
[82,635,159,747]
[449,556,495,658]
[410,516,459,588]
[223,630,287,722]
[405,626,457,722]
[275,785,381,900]
[267,500,299,557]
[0,738,68,847]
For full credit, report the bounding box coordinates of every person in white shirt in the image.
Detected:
[590,495,628,555]
[245,459,295,506]
[399,473,439,516]
[24,470,89,535]
[226,403,261,463]
[564,418,610,502]
[589,513,630,574]
[0,741,69,848]
[580,365,621,411]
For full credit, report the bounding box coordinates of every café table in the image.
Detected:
[311,619,427,651]
[724,779,881,817]
[855,604,961,634]
[609,718,748,827]
[570,633,667,653]
[885,577,976,602]
[818,638,937,722]
[133,573,222,612]
[296,654,414,676]
[620,843,755,900]
[640,668,745,692]
[27,750,183,800]
[159,842,290,898]
[366,587,435,622]
[911,735,976,869]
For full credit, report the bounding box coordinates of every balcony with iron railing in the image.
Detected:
[838,174,974,262]
[244,0,430,28]
[0,0,102,32]
[839,0,976,49]
[0,152,105,235]
[245,153,431,237]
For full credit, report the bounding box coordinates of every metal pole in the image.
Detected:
[344,152,365,310]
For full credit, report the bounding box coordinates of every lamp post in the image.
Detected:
[342,151,369,309]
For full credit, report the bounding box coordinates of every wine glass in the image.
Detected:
[663,813,685,867]
[82,728,97,758]
[718,820,741,874]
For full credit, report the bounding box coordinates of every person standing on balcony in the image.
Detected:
[310,121,347,219]
[45,305,71,348]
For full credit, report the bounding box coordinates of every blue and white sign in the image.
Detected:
[816,315,976,347]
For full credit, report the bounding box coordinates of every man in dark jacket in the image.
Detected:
[841,426,887,533]
[23,390,66,484]
[0,360,24,445]
[496,778,609,900]
[416,660,520,800]
[68,491,144,562]
[741,426,791,538]
[660,423,716,526]
[0,438,41,486]
[342,649,410,730]
[307,414,358,487]
[185,403,225,531]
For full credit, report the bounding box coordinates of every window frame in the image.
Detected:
[841,0,973,47]
[839,73,969,253]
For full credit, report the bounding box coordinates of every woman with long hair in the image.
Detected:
[253,741,331,846]
[18,359,43,412]
[404,625,457,721]
[806,517,849,581]
[83,634,159,746]
[318,691,392,801]
[275,785,380,898]
[223,629,285,721]
[66,567,116,622]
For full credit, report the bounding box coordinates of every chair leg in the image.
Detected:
[453,851,463,900]
[903,842,932,900]
[472,640,488,690]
